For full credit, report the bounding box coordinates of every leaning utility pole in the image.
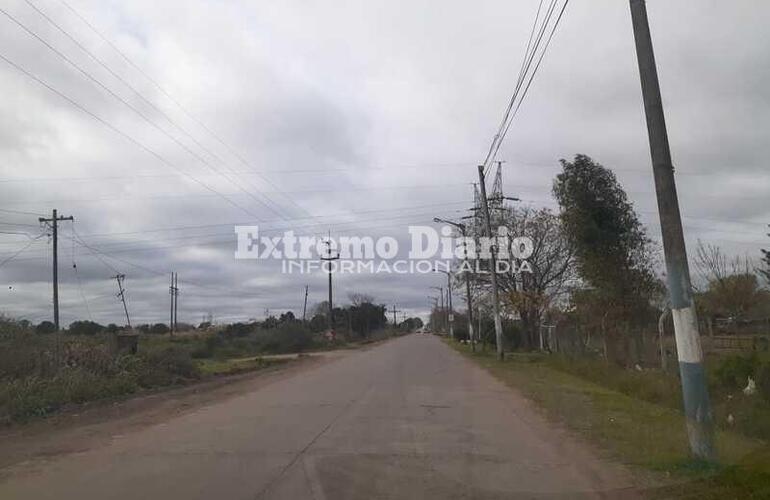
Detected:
[321,236,340,332]
[629,0,714,460]
[113,274,131,328]
[477,166,505,360]
[39,209,74,330]
[302,285,309,322]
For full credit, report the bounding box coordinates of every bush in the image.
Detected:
[714,354,758,391]
[35,321,56,335]
[131,347,200,388]
[756,363,770,402]
[67,320,104,336]
[149,323,170,335]
[0,368,139,422]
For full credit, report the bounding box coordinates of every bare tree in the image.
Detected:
[496,206,577,349]
[694,241,761,320]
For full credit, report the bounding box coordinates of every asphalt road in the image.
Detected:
[0,334,637,499]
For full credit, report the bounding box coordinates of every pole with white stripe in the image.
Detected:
[629,0,715,460]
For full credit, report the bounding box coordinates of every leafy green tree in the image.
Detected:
[35,320,56,335]
[150,323,170,335]
[553,154,659,325]
[67,320,104,336]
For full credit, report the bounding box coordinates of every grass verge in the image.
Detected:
[197,356,289,376]
[448,342,770,499]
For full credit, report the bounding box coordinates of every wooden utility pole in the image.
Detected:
[321,236,340,332]
[39,209,74,330]
[436,218,476,350]
[302,285,309,322]
[173,272,179,332]
[169,272,179,335]
[477,166,505,360]
[113,274,131,328]
[391,304,401,327]
[629,0,714,459]
[435,269,454,340]
[430,286,444,333]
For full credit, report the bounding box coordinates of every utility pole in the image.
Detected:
[302,285,309,322]
[434,268,454,340]
[321,236,340,332]
[169,272,178,335]
[391,304,402,328]
[174,272,179,332]
[428,296,438,331]
[443,217,476,350]
[477,166,505,360]
[629,0,714,460]
[39,209,74,331]
[430,286,444,333]
[112,274,131,328]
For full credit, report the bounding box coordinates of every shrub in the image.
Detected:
[67,320,104,336]
[756,362,770,402]
[35,321,56,335]
[0,369,139,422]
[149,323,170,335]
[135,347,200,388]
[714,354,758,391]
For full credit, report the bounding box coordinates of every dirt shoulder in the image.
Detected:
[0,352,338,474]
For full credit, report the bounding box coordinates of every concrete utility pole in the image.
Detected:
[113,274,131,328]
[38,209,74,330]
[321,236,340,332]
[302,285,309,322]
[629,0,715,460]
[477,166,505,360]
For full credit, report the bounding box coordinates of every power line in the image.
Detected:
[0,233,45,268]
[486,0,570,173]
[55,0,314,222]
[0,208,47,217]
[0,6,283,221]
[0,48,260,219]
[22,0,301,222]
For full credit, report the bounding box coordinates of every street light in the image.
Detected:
[433,217,475,349]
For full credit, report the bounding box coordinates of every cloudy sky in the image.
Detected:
[0,0,768,326]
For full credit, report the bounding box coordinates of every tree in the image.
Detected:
[67,320,104,336]
[150,323,170,335]
[761,224,770,284]
[496,206,577,349]
[401,317,423,332]
[35,320,56,335]
[695,241,762,320]
[553,155,659,325]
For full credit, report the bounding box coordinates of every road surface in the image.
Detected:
[0,334,638,499]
